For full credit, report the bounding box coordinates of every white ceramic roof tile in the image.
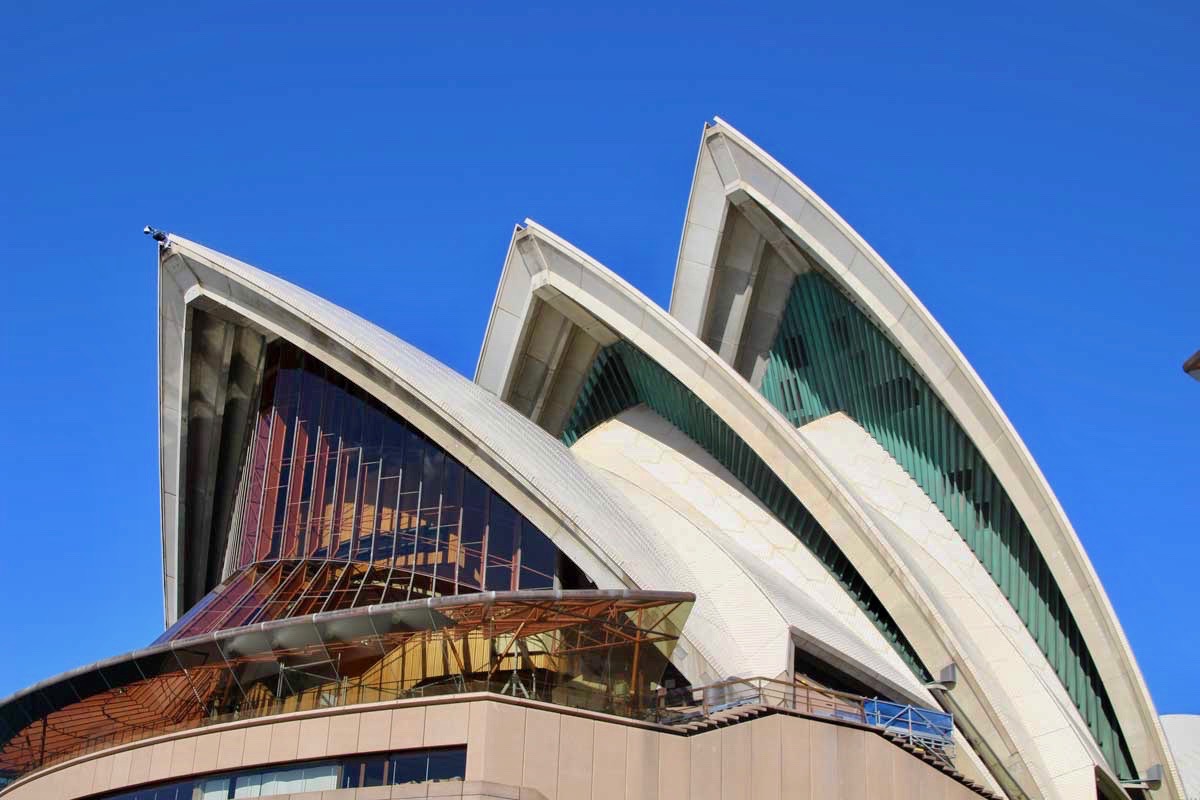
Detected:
[801,412,1104,796]
[573,407,930,702]
[1162,716,1200,799]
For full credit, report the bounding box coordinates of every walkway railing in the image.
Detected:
[7,673,956,783]
[645,676,956,766]
[865,699,954,740]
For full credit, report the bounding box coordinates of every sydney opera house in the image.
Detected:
[0,119,1187,800]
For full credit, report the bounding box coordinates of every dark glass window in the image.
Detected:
[98,747,468,800]
[362,755,387,787]
[166,339,593,640]
[341,760,362,788]
[948,468,973,494]
[391,751,428,784]
[876,376,920,411]
[781,333,809,367]
[829,316,851,350]
[427,748,468,781]
[460,472,487,591]
[485,496,517,591]
[519,519,556,590]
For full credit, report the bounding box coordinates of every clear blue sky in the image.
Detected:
[1,2,1196,715]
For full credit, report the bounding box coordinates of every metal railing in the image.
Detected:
[5,673,956,783]
[4,673,657,780]
[648,676,868,724]
[643,676,956,767]
[866,699,953,737]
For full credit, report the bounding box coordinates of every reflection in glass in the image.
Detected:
[94,748,465,800]
[165,340,590,642]
[4,592,687,781]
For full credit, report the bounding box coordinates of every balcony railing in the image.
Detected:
[645,676,956,766]
[4,672,955,786]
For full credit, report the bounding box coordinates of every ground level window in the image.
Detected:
[427,748,467,781]
[99,746,467,800]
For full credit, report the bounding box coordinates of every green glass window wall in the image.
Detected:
[759,269,1134,778]
[233,341,568,594]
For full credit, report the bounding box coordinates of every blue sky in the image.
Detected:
[1,2,1196,716]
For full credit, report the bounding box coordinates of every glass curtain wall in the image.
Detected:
[173,340,574,640]
[759,269,1136,778]
[0,594,689,779]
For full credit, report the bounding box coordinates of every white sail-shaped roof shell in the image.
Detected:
[667,117,1180,800]
[149,116,1180,800]
[471,116,1182,796]
[156,233,930,714]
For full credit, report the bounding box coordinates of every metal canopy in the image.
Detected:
[0,589,692,781]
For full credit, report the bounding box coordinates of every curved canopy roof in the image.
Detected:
[0,589,691,781]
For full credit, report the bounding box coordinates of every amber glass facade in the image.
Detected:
[200,342,572,618]
[0,593,688,780]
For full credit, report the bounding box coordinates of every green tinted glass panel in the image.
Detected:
[760,270,1134,778]
[562,340,929,682]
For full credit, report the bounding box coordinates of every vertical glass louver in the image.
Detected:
[161,339,592,644]
[759,269,1135,778]
[231,341,559,594]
